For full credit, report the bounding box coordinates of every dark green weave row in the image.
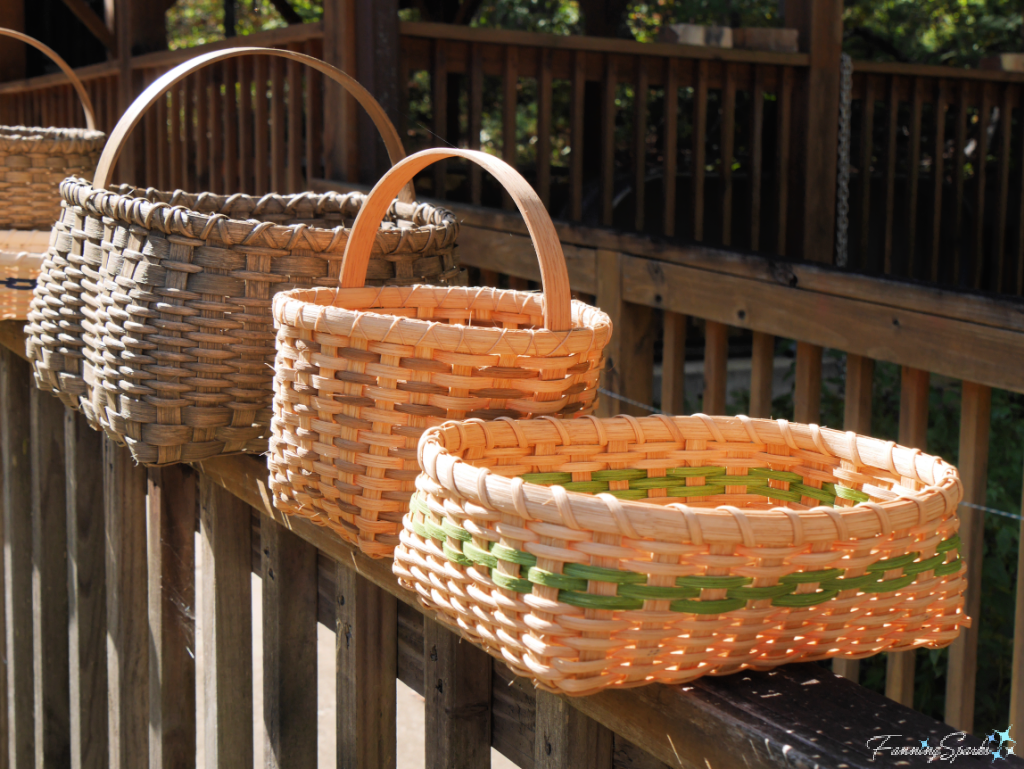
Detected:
[520,467,872,506]
[409,496,963,613]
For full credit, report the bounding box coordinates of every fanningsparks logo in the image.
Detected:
[866,725,1016,762]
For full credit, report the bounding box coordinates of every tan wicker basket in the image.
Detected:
[0,230,48,319]
[24,47,461,463]
[0,28,105,230]
[394,414,967,696]
[269,148,613,558]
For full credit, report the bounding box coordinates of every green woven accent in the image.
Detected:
[441,518,472,542]
[751,486,804,503]
[666,466,727,478]
[727,584,796,600]
[865,574,917,593]
[422,519,448,542]
[676,575,752,589]
[865,551,920,572]
[522,472,573,484]
[492,571,533,593]
[617,584,700,600]
[934,556,963,576]
[790,483,838,504]
[835,486,871,503]
[772,589,840,607]
[608,488,657,500]
[748,467,804,483]
[410,493,430,514]
[528,567,587,591]
[629,476,690,490]
[936,535,961,553]
[779,568,844,584]
[491,543,537,567]
[442,542,474,567]
[669,597,747,614]
[591,469,649,482]
[463,541,498,569]
[411,519,430,540]
[666,484,729,498]
[564,563,647,584]
[563,481,612,493]
[902,553,946,575]
[558,591,644,611]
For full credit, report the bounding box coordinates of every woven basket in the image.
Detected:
[269,148,613,558]
[24,47,461,463]
[394,413,967,696]
[0,230,48,319]
[0,29,104,230]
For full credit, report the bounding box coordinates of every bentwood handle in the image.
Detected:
[0,28,97,131]
[92,47,413,201]
[339,148,574,332]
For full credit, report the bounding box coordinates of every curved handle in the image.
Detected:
[0,28,96,130]
[340,148,573,332]
[93,46,413,201]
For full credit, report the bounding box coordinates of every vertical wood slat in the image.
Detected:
[156,87,169,191]
[271,57,286,195]
[953,80,968,284]
[633,57,648,232]
[262,518,317,769]
[945,382,991,733]
[749,331,774,419]
[569,51,586,222]
[775,66,793,255]
[195,67,209,191]
[223,59,239,194]
[536,47,553,208]
[749,66,765,251]
[693,60,708,242]
[930,80,947,282]
[661,311,686,416]
[31,387,70,767]
[793,342,822,425]
[973,84,991,289]
[994,84,1013,291]
[468,43,483,206]
[423,619,492,769]
[702,320,728,415]
[502,46,519,210]
[905,78,924,275]
[882,77,899,275]
[104,438,149,769]
[2,348,33,768]
[662,59,678,237]
[254,56,270,196]
[720,63,736,245]
[143,73,158,191]
[336,565,397,769]
[169,84,182,191]
[238,58,254,194]
[286,56,302,194]
[66,410,107,769]
[859,77,875,264]
[601,55,616,227]
[1010,453,1024,730]
[432,41,448,200]
[534,692,613,769]
[183,78,195,191]
[147,466,196,769]
[208,66,222,195]
[1019,85,1024,294]
[199,475,253,769]
[305,40,322,187]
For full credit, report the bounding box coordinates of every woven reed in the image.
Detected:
[0,229,48,319]
[268,148,613,558]
[394,413,966,696]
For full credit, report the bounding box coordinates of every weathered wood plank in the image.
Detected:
[702,320,728,415]
[661,312,686,415]
[199,475,253,769]
[794,341,822,424]
[749,331,774,419]
[534,691,612,769]
[597,250,654,416]
[662,59,678,237]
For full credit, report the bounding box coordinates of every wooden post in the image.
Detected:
[794,342,823,424]
[66,411,107,769]
[785,0,843,263]
[534,691,613,769]
[749,332,775,418]
[323,0,359,182]
[702,321,728,415]
[0,1,25,80]
[355,0,400,184]
[661,312,686,415]
[31,389,70,768]
[1010,456,1024,731]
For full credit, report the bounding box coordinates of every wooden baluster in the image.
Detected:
[199,475,253,769]
[503,46,519,209]
[702,320,728,415]
[633,56,648,232]
[693,60,708,242]
[183,77,195,191]
[238,58,254,194]
[597,250,653,417]
[286,56,301,194]
[261,518,317,769]
[906,78,923,276]
[930,80,947,282]
[534,692,612,769]
[952,80,967,284]
[537,47,553,209]
[224,58,239,194]
[775,66,793,256]
[31,388,70,767]
[66,411,107,769]
[196,67,209,191]
[255,56,270,196]
[661,311,686,415]
[107,75,118,136]
[994,84,1012,292]
[157,88,169,191]
[433,40,448,200]
[336,565,397,769]
[1010,455,1024,730]
[169,84,182,191]
[423,619,491,769]
[793,342,822,425]
[468,43,483,206]
[147,466,197,769]
[2,348,33,768]
[945,381,991,733]
[570,51,586,221]
[144,74,158,190]
[662,58,678,237]
[749,331,774,419]
[601,55,616,226]
[271,57,285,193]
[304,42,322,187]
[882,77,899,275]
[209,66,222,195]
[973,84,991,289]
[104,438,149,769]
[720,63,736,246]
[749,65,764,252]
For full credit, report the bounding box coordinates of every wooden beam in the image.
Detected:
[535,691,613,769]
[60,0,117,52]
[749,332,774,418]
[661,312,687,415]
[703,321,728,415]
[794,342,822,424]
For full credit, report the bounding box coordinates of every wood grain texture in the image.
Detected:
[702,320,728,415]
[534,691,612,769]
[104,438,149,769]
[661,312,686,416]
[597,250,654,417]
[65,410,107,769]
[793,342,822,424]
[423,618,492,769]
[749,331,774,419]
[199,475,253,769]
[147,465,197,769]
[261,517,317,769]
[30,387,69,768]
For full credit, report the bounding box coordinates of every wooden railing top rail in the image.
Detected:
[853,58,1024,83]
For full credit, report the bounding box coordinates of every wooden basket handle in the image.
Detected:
[0,28,97,130]
[340,148,573,332]
[92,46,413,201]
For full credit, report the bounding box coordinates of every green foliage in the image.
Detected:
[166,0,322,50]
[472,0,582,34]
[626,0,783,41]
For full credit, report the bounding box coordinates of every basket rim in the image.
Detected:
[273,285,613,356]
[415,413,962,548]
[0,125,105,144]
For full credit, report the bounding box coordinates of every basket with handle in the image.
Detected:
[394,413,967,695]
[268,148,613,558]
[0,230,48,319]
[24,47,461,461]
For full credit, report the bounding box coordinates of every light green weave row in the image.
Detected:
[409,495,963,614]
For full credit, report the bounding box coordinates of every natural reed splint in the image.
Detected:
[25,47,460,462]
[394,414,966,696]
[0,230,48,319]
[269,149,612,558]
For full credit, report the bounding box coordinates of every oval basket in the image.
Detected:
[394,414,967,696]
[24,47,460,464]
[0,28,105,230]
[269,148,613,558]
